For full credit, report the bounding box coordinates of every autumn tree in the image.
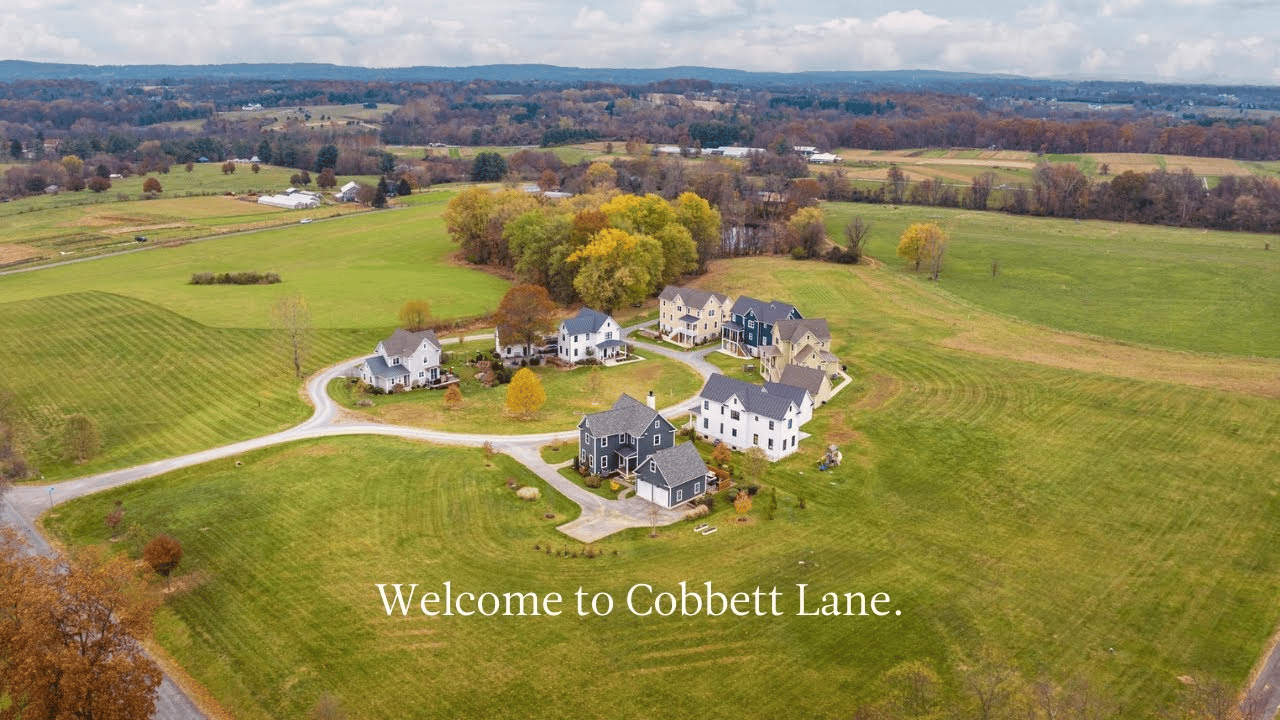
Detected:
[735,489,753,514]
[886,164,908,203]
[0,528,163,720]
[897,222,948,274]
[221,161,235,175]
[105,500,125,538]
[143,533,183,584]
[443,383,463,410]
[584,161,617,191]
[0,390,30,482]
[567,228,663,314]
[673,191,722,272]
[743,447,768,486]
[398,299,433,331]
[63,413,102,463]
[61,153,84,179]
[273,293,312,379]
[786,206,827,258]
[505,367,546,419]
[712,441,732,468]
[317,168,337,189]
[87,176,111,193]
[142,176,162,194]
[494,284,556,356]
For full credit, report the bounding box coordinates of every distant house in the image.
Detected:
[793,146,818,157]
[635,443,711,508]
[258,193,320,209]
[558,308,624,363]
[578,394,676,478]
[658,285,731,348]
[359,328,444,392]
[808,152,842,164]
[494,324,554,360]
[336,181,360,202]
[692,373,812,461]
[712,146,767,159]
[721,296,802,358]
[760,318,840,389]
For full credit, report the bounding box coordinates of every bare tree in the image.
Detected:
[273,294,312,379]
[843,216,872,264]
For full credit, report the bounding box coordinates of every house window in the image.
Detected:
[676,489,683,502]
[605,331,613,340]
[769,420,775,430]
[768,438,774,449]
[703,400,708,410]
[580,450,586,463]
[753,434,759,445]
[574,349,579,357]
[654,419,659,428]
[720,406,724,415]
[747,320,756,329]
[419,371,425,377]
[694,482,701,494]
[730,410,740,420]
[719,423,724,434]
[599,437,606,448]
[392,357,400,365]
[788,419,793,429]
[602,456,609,469]
[702,418,709,429]
[652,434,660,446]
[649,459,656,472]
[731,429,737,437]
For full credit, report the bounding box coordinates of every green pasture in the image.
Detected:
[824,202,1280,357]
[44,253,1280,718]
[0,292,376,480]
[329,352,704,434]
[0,193,509,329]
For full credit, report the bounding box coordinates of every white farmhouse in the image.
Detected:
[359,328,443,392]
[691,373,813,461]
[557,308,624,363]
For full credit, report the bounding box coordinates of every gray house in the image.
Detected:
[578,394,676,478]
[635,442,711,508]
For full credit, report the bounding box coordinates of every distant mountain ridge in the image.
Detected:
[0,59,1021,86]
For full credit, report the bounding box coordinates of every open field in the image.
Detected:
[822,203,1280,358]
[43,250,1280,718]
[329,352,705,434]
[0,191,510,329]
[0,292,377,480]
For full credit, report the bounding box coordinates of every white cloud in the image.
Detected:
[1156,38,1218,77]
[872,9,950,34]
[1098,0,1144,17]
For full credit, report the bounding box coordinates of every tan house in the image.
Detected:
[658,285,731,348]
[760,318,840,393]
[777,364,834,405]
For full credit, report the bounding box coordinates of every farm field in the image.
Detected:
[821,203,1280,358]
[0,291,376,480]
[0,190,510,329]
[43,249,1280,719]
[330,352,705,435]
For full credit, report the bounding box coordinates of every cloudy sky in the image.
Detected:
[3,0,1278,83]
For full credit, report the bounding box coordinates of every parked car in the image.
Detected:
[299,218,313,224]
[134,235,147,242]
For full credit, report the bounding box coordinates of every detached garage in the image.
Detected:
[635,443,711,509]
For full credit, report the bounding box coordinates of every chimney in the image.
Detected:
[646,390,656,410]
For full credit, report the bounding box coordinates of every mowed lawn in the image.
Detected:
[824,202,1280,358]
[0,292,378,480]
[0,191,510,329]
[330,352,705,434]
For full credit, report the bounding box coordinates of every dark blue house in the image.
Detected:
[721,296,802,358]
[578,394,677,477]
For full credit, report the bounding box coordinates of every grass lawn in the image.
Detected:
[0,193,510,329]
[329,353,704,434]
[0,292,377,480]
[823,202,1280,358]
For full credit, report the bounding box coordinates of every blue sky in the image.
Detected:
[2,0,1278,83]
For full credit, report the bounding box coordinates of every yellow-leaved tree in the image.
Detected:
[896,222,950,279]
[566,228,663,314]
[505,367,546,419]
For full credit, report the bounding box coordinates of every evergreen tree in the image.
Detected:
[256,139,273,164]
[470,152,508,182]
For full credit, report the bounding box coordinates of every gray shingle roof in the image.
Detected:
[730,296,801,324]
[763,378,811,408]
[774,318,830,344]
[659,285,729,308]
[363,355,411,381]
[698,373,798,421]
[579,394,666,437]
[381,328,440,358]
[561,307,614,336]
[778,364,826,397]
[647,443,709,489]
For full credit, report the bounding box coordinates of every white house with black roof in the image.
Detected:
[721,296,802,358]
[359,328,444,392]
[578,394,677,478]
[635,442,712,508]
[558,308,625,363]
[692,373,812,461]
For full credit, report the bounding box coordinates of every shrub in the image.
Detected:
[684,504,710,520]
[516,486,540,501]
[585,475,602,489]
[189,272,215,285]
[727,488,739,502]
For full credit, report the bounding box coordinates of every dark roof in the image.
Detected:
[561,307,614,336]
[678,314,699,324]
[579,394,669,437]
[762,379,811,408]
[646,443,709,489]
[659,285,729,308]
[778,364,827,397]
[731,296,801,325]
[597,339,626,348]
[380,328,440,358]
[774,318,830,344]
[363,355,411,381]
[698,373,798,421]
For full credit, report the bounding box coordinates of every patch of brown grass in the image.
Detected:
[0,243,42,264]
